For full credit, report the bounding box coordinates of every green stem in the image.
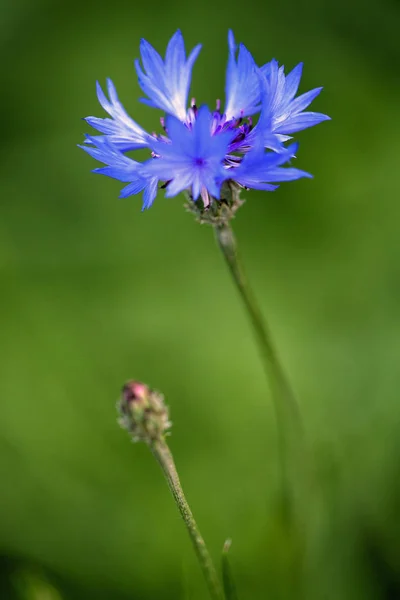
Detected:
[214,221,306,517]
[151,439,224,600]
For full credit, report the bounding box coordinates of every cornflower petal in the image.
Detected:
[249,73,286,152]
[135,30,201,121]
[224,30,262,120]
[274,111,330,134]
[289,86,323,114]
[257,60,330,142]
[84,79,152,151]
[120,176,159,210]
[79,136,158,210]
[281,62,303,103]
[231,139,311,191]
[165,170,196,198]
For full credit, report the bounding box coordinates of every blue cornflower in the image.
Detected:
[81,30,329,210]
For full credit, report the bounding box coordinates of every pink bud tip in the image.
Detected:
[122,381,149,404]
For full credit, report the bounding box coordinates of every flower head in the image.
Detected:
[118,380,171,443]
[80,30,329,211]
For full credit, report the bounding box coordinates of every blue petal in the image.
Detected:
[165,169,196,198]
[142,156,185,180]
[142,177,159,210]
[255,64,330,145]
[282,62,303,103]
[135,30,201,121]
[84,80,152,151]
[224,30,262,120]
[119,180,147,198]
[249,73,286,152]
[237,181,279,192]
[274,111,331,134]
[262,60,286,113]
[230,140,310,190]
[261,167,312,182]
[94,165,137,182]
[195,105,235,158]
[163,115,194,157]
[79,135,158,208]
[79,135,139,173]
[119,175,159,210]
[289,87,323,113]
[201,170,222,199]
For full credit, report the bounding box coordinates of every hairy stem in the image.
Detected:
[151,439,224,600]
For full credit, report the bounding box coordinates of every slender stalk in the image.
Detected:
[151,438,224,600]
[214,221,307,518]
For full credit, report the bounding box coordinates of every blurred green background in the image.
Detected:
[1,0,400,598]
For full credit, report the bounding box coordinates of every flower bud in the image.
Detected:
[118,380,171,443]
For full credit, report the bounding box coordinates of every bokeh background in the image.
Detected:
[1,0,400,598]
